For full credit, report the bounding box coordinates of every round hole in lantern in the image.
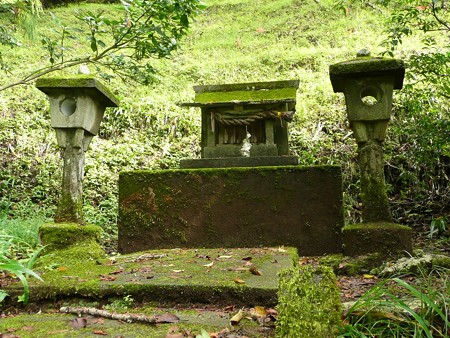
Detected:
[360,85,382,106]
[60,98,77,116]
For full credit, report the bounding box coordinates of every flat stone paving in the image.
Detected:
[1,247,296,337]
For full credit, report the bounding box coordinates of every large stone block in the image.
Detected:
[118,166,344,255]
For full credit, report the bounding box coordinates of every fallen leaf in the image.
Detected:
[234,278,246,284]
[266,308,278,316]
[57,266,68,272]
[109,269,123,275]
[230,309,245,325]
[165,334,184,338]
[21,325,35,331]
[242,256,252,261]
[249,306,266,319]
[203,262,214,268]
[363,274,375,279]
[256,27,266,33]
[171,269,185,273]
[277,246,287,252]
[155,313,180,324]
[69,317,87,329]
[249,266,262,276]
[99,274,116,281]
[243,261,253,267]
[93,329,108,335]
[47,329,71,334]
[218,255,233,259]
[7,328,18,332]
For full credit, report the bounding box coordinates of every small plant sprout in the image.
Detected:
[428,216,447,238]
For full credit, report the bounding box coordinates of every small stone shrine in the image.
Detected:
[179,80,300,168]
[118,80,345,256]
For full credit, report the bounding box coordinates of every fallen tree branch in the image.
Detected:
[60,306,179,325]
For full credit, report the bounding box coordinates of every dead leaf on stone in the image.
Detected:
[21,325,35,331]
[91,318,104,324]
[230,309,245,325]
[69,317,87,329]
[234,278,246,284]
[99,274,116,281]
[249,266,262,275]
[249,306,266,319]
[266,308,278,316]
[47,329,71,334]
[165,334,184,338]
[93,329,108,335]
[2,333,21,338]
[155,313,180,324]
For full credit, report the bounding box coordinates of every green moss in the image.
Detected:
[342,222,412,257]
[38,223,102,251]
[193,87,297,104]
[343,222,411,231]
[35,75,119,106]
[329,57,404,75]
[276,265,342,337]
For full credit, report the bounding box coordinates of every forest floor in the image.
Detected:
[0,230,449,338]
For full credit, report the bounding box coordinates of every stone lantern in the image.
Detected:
[36,76,119,224]
[329,54,412,256]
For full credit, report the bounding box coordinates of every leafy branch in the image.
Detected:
[0,0,205,92]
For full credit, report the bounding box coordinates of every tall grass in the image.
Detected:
[340,269,450,337]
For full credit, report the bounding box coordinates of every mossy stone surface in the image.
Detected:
[342,222,412,257]
[5,247,297,308]
[39,223,102,251]
[276,265,342,337]
[36,75,119,107]
[118,166,344,256]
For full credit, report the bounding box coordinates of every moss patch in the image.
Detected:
[194,88,297,104]
[118,166,344,256]
[35,75,119,107]
[5,247,296,308]
[342,222,412,257]
[276,265,342,337]
[38,223,103,252]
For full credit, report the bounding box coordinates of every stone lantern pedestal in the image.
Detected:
[36,76,119,255]
[330,55,412,256]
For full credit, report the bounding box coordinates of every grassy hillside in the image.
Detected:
[0,0,447,240]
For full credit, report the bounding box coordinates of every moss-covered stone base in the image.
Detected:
[276,265,342,337]
[39,223,102,251]
[38,223,106,265]
[119,166,344,256]
[342,222,412,257]
[5,247,296,308]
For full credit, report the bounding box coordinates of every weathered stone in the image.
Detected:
[358,139,392,222]
[342,223,412,257]
[180,155,299,168]
[36,76,119,224]
[118,166,344,256]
